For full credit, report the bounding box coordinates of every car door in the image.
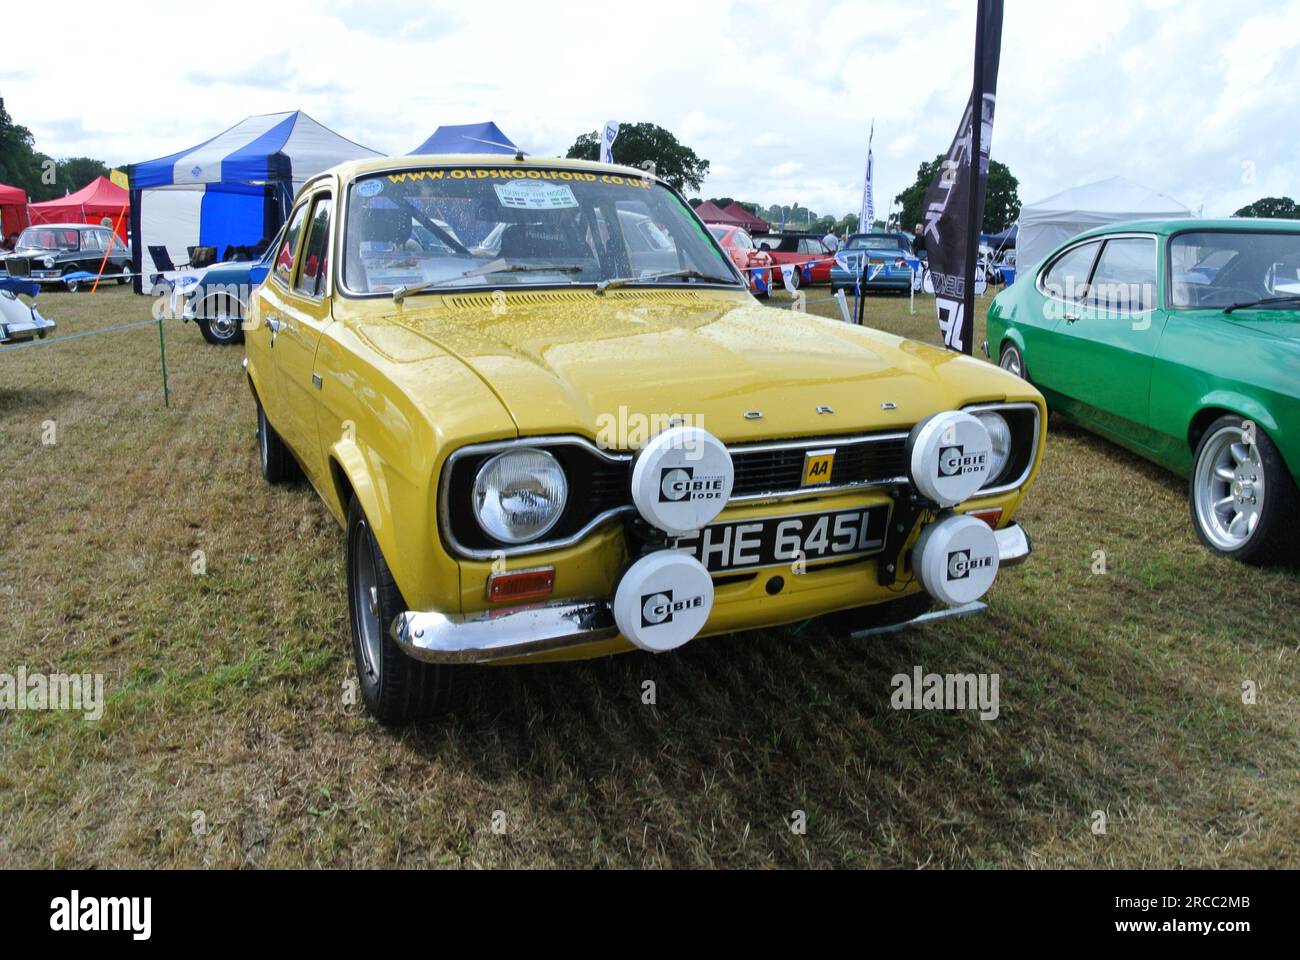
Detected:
[1035,234,1165,443]
[248,200,311,446]
[269,190,335,487]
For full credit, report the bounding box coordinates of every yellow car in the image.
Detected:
[244,154,1046,724]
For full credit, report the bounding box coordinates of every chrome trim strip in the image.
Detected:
[848,600,988,639]
[964,401,1041,496]
[727,430,910,503]
[391,598,618,664]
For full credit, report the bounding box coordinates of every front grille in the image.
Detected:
[6,259,30,277]
[729,434,909,499]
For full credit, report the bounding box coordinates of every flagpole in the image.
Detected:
[960,1,989,356]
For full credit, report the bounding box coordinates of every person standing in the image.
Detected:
[822,229,839,254]
[912,222,926,257]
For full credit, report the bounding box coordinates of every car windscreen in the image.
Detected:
[845,235,905,251]
[16,227,79,252]
[1170,231,1300,307]
[342,166,737,295]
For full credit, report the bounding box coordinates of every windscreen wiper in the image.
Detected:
[594,268,737,294]
[1223,294,1300,314]
[391,260,586,302]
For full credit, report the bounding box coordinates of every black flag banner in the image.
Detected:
[922,0,1004,353]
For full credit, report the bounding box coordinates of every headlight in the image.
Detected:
[472,448,568,544]
[974,411,1012,482]
[42,257,54,269]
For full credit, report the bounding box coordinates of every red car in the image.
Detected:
[707,225,774,294]
[754,232,834,286]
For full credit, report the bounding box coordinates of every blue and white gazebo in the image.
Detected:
[126,111,380,289]
[409,122,519,155]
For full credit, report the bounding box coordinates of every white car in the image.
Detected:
[0,282,57,345]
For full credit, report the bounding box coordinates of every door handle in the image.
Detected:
[264,315,284,346]
[1063,314,1079,324]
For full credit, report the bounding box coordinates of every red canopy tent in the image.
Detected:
[27,176,129,240]
[0,183,28,241]
[694,200,771,235]
[721,202,770,235]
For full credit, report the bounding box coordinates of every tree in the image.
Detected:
[0,97,42,196]
[1233,196,1300,219]
[566,122,710,192]
[56,157,110,194]
[894,153,1021,236]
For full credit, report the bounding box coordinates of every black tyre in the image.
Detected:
[346,496,460,724]
[999,342,1027,380]
[63,266,84,293]
[1189,414,1300,564]
[256,399,297,484]
[198,301,244,346]
[116,263,131,285]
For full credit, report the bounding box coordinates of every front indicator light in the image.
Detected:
[486,566,556,603]
[967,508,1003,529]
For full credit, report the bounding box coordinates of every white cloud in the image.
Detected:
[2,0,1296,219]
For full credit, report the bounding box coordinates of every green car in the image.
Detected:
[986,218,1300,563]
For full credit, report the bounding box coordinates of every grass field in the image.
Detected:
[1,284,1296,869]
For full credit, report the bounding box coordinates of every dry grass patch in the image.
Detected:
[0,285,1296,868]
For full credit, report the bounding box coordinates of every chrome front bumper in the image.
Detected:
[391,522,1033,665]
[0,314,56,344]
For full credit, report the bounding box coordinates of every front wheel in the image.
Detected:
[1190,414,1299,564]
[198,304,244,345]
[346,496,460,723]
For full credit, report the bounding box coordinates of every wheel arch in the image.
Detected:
[1188,395,1280,452]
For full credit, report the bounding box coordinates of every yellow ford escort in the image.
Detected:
[244,154,1045,723]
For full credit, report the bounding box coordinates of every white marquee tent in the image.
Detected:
[1017,176,1191,272]
[127,111,380,290]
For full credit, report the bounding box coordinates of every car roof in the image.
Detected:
[1071,217,1300,241]
[22,223,103,231]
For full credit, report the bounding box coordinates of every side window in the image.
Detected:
[81,231,102,252]
[293,196,333,298]
[110,234,127,253]
[1088,237,1156,312]
[273,203,310,287]
[1040,240,1101,301]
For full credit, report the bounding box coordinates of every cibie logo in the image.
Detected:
[947,549,994,581]
[938,444,988,477]
[640,589,706,628]
[658,466,725,503]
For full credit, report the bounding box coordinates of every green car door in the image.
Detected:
[1029,234,1166,451]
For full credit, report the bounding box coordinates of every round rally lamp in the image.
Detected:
[613,551,714,652]
[912,513,1000,606]
[907,411,994,506]
[630,426,734,536]
[472,448,568,544]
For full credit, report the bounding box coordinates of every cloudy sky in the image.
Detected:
[3,0,1296,220]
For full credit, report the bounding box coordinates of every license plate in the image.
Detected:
[670,505,890,574]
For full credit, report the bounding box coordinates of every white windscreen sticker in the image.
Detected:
[493,181,578,210]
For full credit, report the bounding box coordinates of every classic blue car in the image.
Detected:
[830,231,916,292]
[180,241,276,345]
